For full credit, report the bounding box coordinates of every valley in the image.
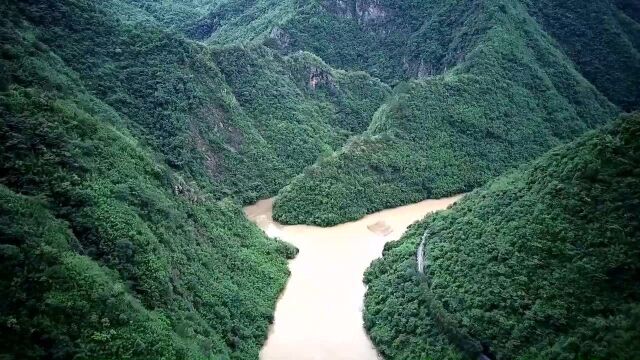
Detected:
[0,0,638,359]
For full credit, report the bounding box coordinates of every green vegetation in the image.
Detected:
[213,45,390,178]
[364,113,640,360]
[0,11,296,357]
[273,0,636,226]
[160,0,640,107]
[119,0,295,44]
[4,0,388,206]
[526,0,640,111]
[1,0,639,358]
[1,0,391,357]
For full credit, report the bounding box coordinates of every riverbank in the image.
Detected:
[244,195,463,360]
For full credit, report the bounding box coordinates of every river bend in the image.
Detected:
[244,195,463,360]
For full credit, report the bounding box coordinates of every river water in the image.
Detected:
[244,195,463,360]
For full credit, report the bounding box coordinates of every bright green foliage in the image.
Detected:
[273,0,630,226]
[364,114,640,360]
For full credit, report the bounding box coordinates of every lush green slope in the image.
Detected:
[0,0,394,358]
[8,0,276,203]
[0,1,391,357]
[2,0,638,358]
[526,0,640,111]
[285,0,640,106]
[156,0,640,105]
[364,113,640,360]
[6,0,388,205]
[117,0,295,44]
[213,45,390,177]
[0,10,300,358]
[1,185,201,359]
[117,0,638,227]
[273,0,622,226]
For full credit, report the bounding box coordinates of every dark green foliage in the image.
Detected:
[7,0,280,203]
[0,1,308,358]
[615,0,640,22]
[0,46,292,358]
[273,0,627,226]
[6,0,387,206]
[0,186,198,359]
[1,0,388,356]
[1,0,639,358]
[119,0,294,43]
[213,45,389,178]
[114,0,639,228]
[364,114,640,360]
[526,0,640,111]
[163,0,640,104]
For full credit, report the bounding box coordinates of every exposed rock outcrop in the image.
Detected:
[268,27,291,50]
[323,0,388,25]
[308,66,336,91]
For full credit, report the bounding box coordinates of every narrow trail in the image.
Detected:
[244,195,463,360]
[416,231,428,274]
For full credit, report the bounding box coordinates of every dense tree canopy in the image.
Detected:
[364,114,640,360]
[273,0,629,226]
[1,0,638,358]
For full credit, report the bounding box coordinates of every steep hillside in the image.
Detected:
[0,6,300,358]
[111,0,639,227]
[0,0,391,358]
[118,0,293,44]
[272,0,629,226]
[5,0,388,205]
[526,0,640,110]
[364,113,640,360]
[150,0,640,107]
[213,45,390,175]
[1,0,638,358]
[0,1,391,356]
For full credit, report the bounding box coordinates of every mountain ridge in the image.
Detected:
[273,0,629,226]
[0,0,638,358]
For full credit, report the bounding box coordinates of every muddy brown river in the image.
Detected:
[244,195,463,360]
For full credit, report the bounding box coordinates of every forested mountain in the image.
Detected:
[1,0,638,359]
[0,2,289,358]
[0,0,384,358]
[273,0,639,226]
[364,113,640,360]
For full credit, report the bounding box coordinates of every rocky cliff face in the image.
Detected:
[323,0,388,25]
[308,66,336,91]
[268,27,292,49]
